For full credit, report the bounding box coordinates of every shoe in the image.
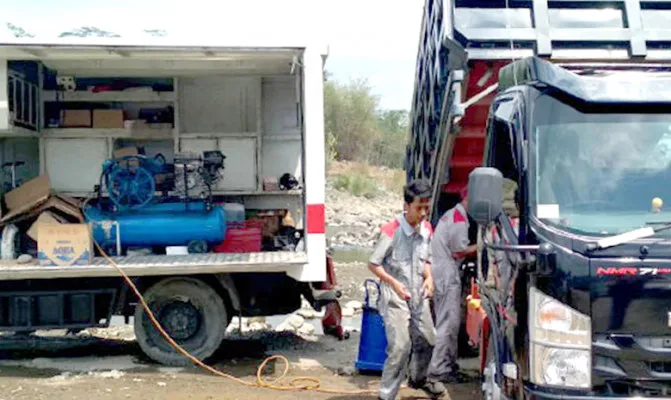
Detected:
[441,371,469,384]
[408,379,446,399]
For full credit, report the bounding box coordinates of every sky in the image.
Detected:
[0,0,425,110]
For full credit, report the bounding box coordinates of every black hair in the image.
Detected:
[404,179,432,204]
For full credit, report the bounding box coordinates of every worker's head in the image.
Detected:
[403,179,432,226]
[459,186,468,208]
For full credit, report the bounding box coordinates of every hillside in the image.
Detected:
[325,161,403,249]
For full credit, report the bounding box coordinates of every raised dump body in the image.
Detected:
[406,0,671,221]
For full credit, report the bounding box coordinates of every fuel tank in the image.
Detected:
[84,202,226,248]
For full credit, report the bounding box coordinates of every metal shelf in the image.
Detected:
[41,128,174,139]
[59,189,303,198]
[42,90,175,103]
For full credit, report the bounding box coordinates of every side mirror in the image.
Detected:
[467,167,503,226]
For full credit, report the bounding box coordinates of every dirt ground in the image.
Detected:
[0,329,481,400]
[0,172,482,400]
[0,259,482,400]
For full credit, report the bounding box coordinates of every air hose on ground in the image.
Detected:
[94,241,387,395]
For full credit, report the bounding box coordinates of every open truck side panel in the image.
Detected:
[0,38,335,365]
[408,1,671,398]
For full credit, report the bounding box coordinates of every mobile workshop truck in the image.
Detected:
[407,0,671,398]
[0,37,336,366]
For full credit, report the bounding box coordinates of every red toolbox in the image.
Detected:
[214,221,262,253]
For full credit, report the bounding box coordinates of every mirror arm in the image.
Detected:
[483,234,540,253]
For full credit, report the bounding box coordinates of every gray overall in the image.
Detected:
[428,203,469,381]
[369,214,436,400]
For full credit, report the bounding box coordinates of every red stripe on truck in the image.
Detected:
[306,204,325,234]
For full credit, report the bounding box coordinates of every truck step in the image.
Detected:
[0,252,308,281]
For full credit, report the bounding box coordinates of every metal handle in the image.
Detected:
[363,279,381,308]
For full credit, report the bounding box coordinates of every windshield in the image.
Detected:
[532,94,671,237]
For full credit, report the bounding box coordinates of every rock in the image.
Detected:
[345,300,363,310]
[17,254,32,264]
[247,322,268,332]
[157,381,167,387]
[297,322,315,336]
[337,366,357,376]
[297,308,316,319]
[274,322,295,333]
[89,370,124,379]
[287,315,305,329]
[247,317,266,325]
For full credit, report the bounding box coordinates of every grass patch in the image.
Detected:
[333,172,380,199]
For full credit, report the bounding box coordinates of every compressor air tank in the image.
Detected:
[84,202,226,251]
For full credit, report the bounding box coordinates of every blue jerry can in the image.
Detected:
[355,279,388,372]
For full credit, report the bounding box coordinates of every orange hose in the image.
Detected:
[94,241,381,395]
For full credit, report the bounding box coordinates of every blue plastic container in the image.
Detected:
[85,202,226,248]
[355,279,388,372]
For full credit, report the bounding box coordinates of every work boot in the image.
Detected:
[441,371,468,384]
[408,379,446,399]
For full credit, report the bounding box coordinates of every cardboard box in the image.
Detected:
[61,110,91,127]
[37,223,93,266]
[1,175,84,225]
[113,146,139,159]
[93,109,124,129]
[27,211,66,241]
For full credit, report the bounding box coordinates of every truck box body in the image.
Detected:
[0,37,333,365]
[0,38,327,282]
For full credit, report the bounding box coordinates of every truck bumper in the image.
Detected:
[525,386,663,400]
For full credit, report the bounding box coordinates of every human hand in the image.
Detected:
[421,277,434,299]
[393,281,411,301]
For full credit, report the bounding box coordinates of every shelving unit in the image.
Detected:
[42,90,175,103]
[41,128,175,139]
[2,61,305,205]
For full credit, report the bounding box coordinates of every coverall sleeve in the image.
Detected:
[448,223,470,254]
[369,232,392,266]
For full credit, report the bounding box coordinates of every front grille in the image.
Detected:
[593,334,671,397]
[606,379,671,397]
[650,361,671,375]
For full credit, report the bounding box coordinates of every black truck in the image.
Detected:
[405,0,671,398]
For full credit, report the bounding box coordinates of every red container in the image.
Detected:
[214,221,262,253]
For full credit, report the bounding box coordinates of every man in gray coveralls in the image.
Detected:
[428,186,477,384]
[368,179,447,400]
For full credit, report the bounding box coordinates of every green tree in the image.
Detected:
[324,77,381,163]
[370,109,409,169]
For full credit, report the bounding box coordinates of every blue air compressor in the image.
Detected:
[86,151,228,254]
[84,202,226,251]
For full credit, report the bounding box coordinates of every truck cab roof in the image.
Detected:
[499,56,671,104]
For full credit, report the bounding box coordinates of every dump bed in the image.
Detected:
[0,38,328,282]
[406,0,671,221]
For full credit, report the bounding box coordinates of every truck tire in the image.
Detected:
[134,277,228,366]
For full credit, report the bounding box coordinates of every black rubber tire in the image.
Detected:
[134,277,228,366]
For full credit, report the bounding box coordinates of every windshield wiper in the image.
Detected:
[595,223,671,250]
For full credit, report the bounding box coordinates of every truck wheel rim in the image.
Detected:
[158,300,202,341]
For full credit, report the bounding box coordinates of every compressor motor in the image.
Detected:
[97,150,226,212]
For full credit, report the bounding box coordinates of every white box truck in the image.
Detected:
[0,36,335,366]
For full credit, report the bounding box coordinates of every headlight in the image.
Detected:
[529,287,592,389]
